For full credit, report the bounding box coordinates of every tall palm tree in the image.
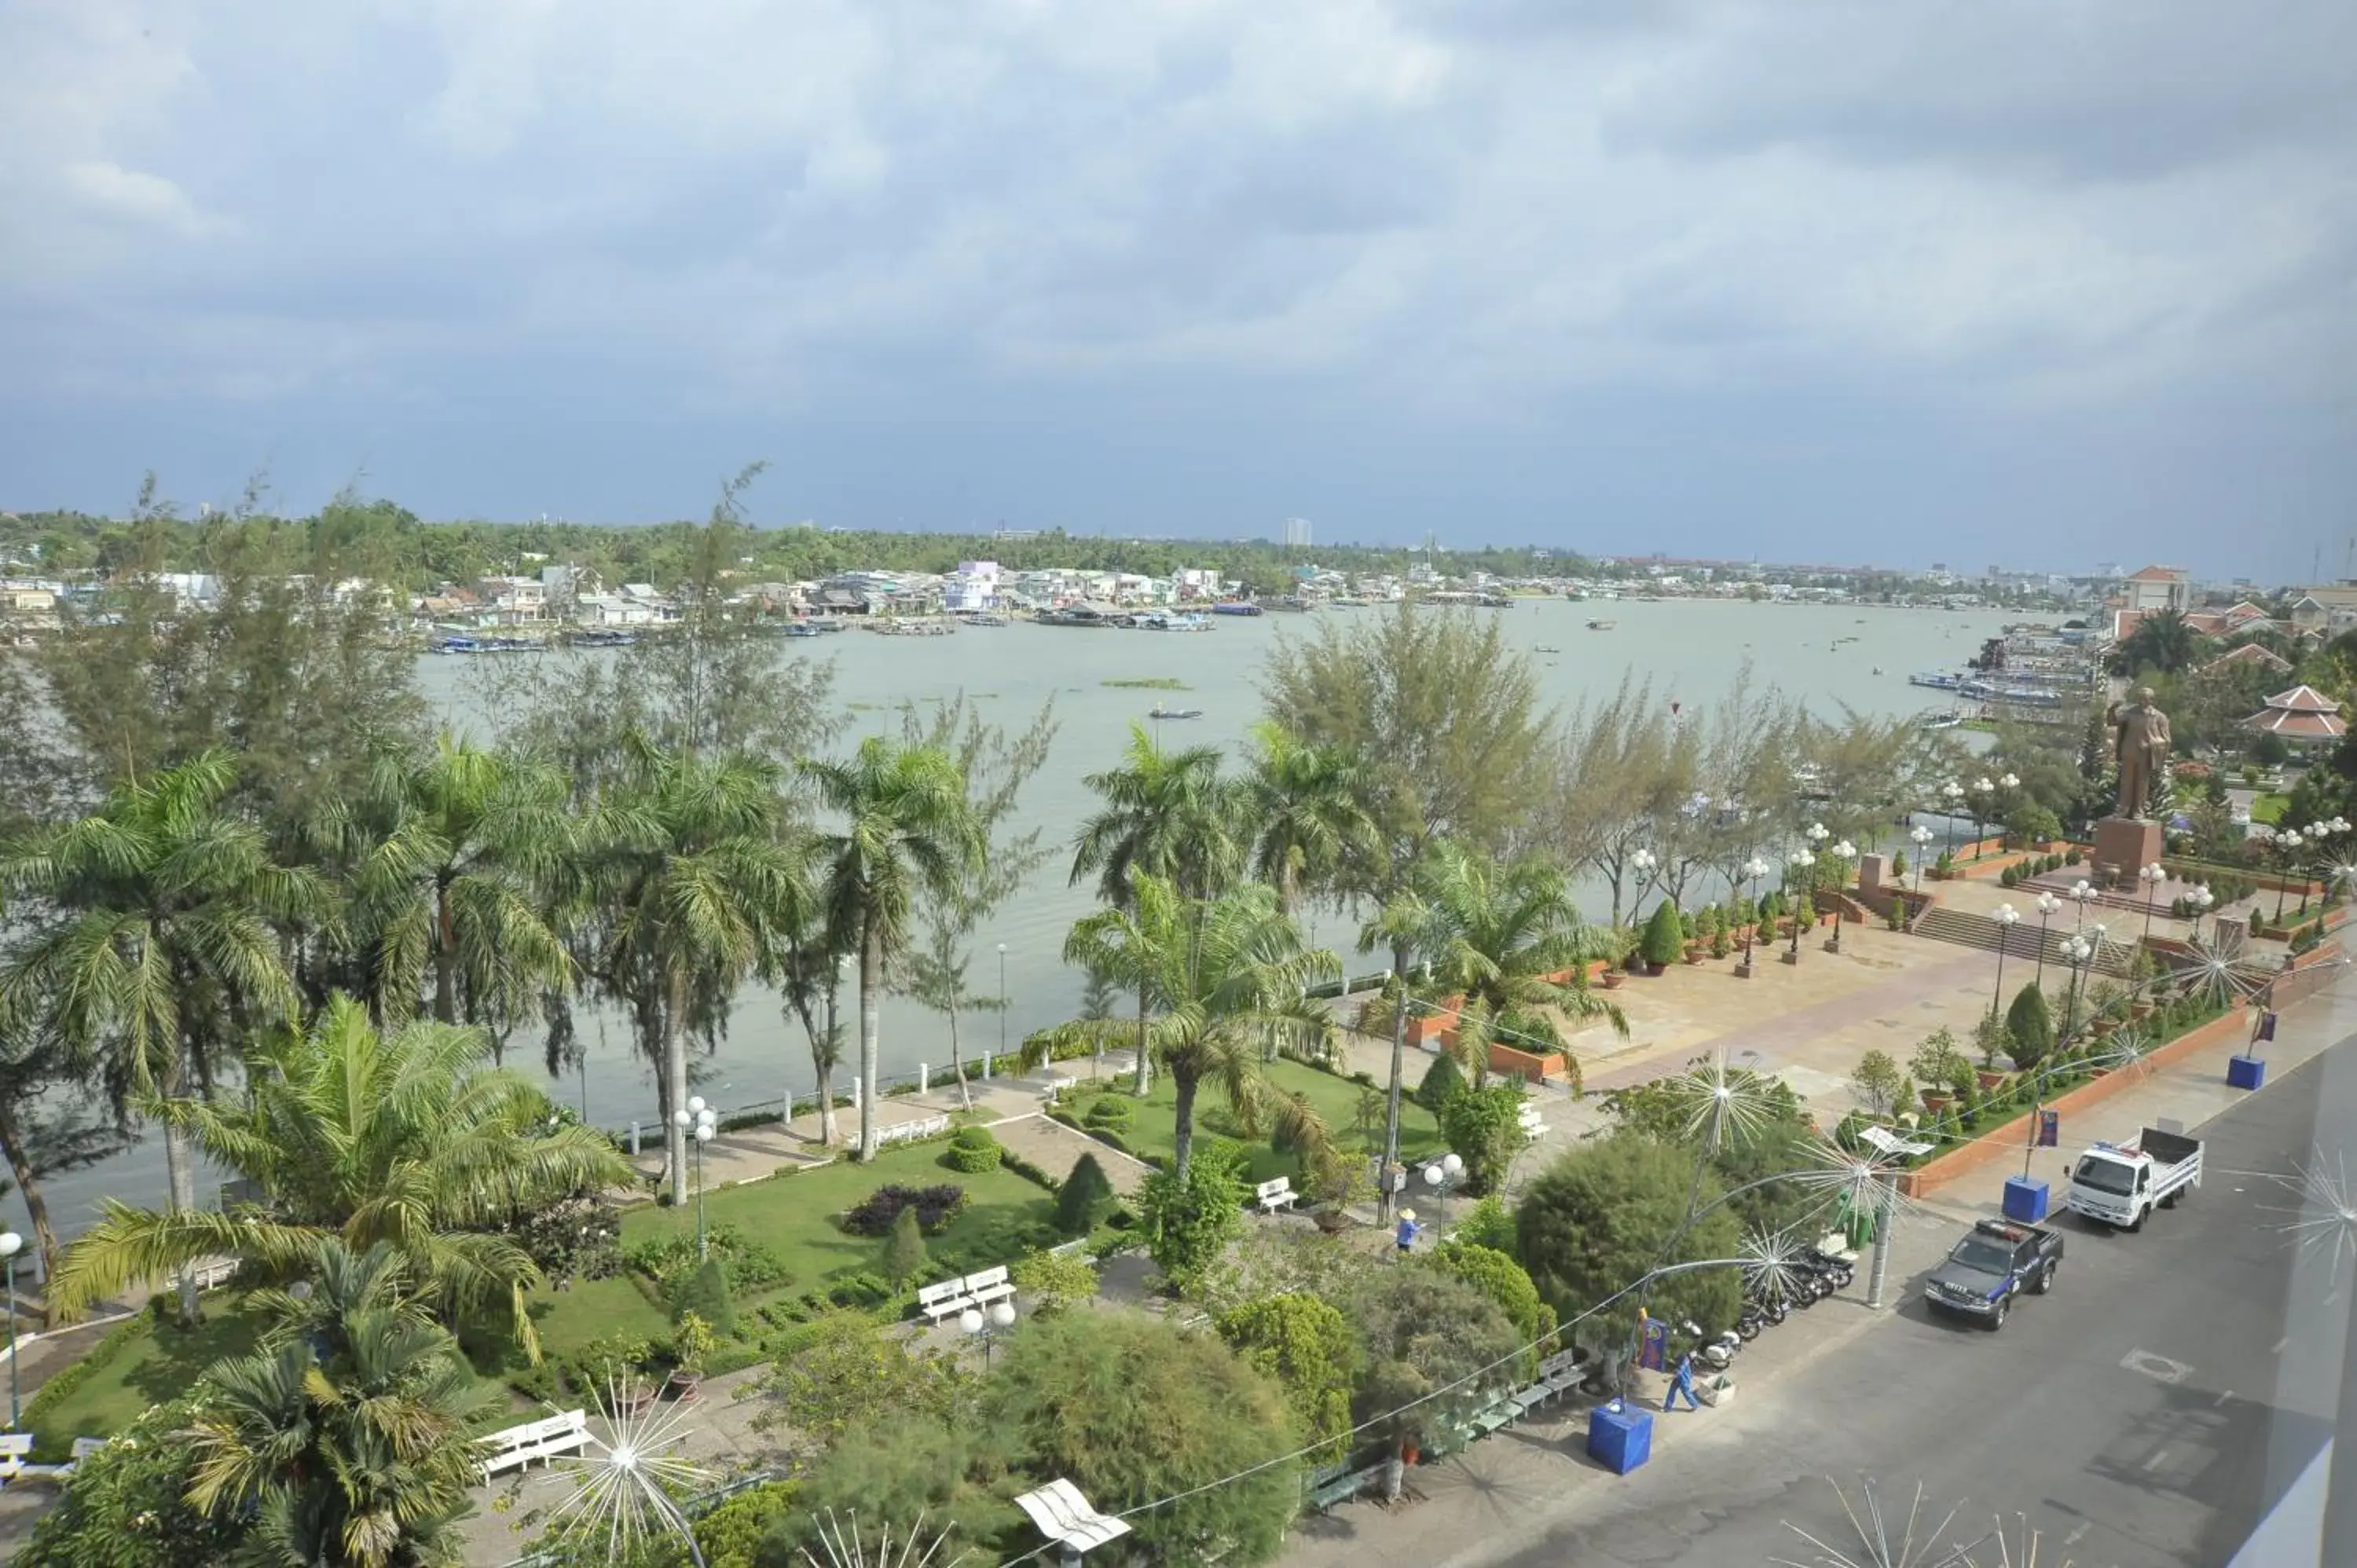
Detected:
[47,995,630,1357]
[1241,723,1376,918]
[804,737,981,1160]
[186,1240,500,1568]
[0,751,320,1318]
[2109,606,2203,677]
[1071,725,1237,1091]
[1415,848,1626,1092]
[1060,874,1338,1178]
[324,735,576,1033]
[591,738,810,1200]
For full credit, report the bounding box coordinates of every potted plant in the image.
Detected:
[1640,901,1684,976]
[666,1311,716,1405]
[577,1333,657,1415]
[1706,910,1732,961]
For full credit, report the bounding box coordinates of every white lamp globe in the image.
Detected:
[1442,1152,1464,1178]
[1423,1165,1443,1189]
[959,1308,984,1335]
[670,1109,691,1129]
[695,1123,713,1144]
[0,1232,20,1260]
[687,1096,706,1116]
[988,1300,1017,1328]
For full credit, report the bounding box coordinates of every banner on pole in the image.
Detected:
[2255,1011,2278,1042]
[2036,1109,2059,1148]
[1637,1316,1666,1372]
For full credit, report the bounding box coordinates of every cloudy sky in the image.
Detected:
[2,1,2350,578]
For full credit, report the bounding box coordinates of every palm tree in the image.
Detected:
[1241,723,1376,918]
[0,751,321,1318]
[1416,848,1626,1092]
[47,995,631,1357]
[1071,725,1238,1091]
[186,1240,500,1567]
[1060,874,1338,1178]
[324,735,576,1034]
[2109,606,2204,677]
[804,737,982,1160]
[590,738,810,1200]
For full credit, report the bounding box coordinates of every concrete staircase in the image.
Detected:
[1912,906,2136,976]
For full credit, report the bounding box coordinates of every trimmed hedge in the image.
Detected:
[841,1183,967,1236]
[944,1124,1003,1174]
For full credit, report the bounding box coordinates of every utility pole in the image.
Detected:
[1866,1173,1897,1310]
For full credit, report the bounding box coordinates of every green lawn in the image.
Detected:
[24,1302,268,1457]
[1076,1057,1447,1184]
[2253,793,2289,825]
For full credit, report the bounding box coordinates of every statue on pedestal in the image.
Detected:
[2106,687,2172,821]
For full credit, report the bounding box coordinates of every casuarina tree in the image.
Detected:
[2005,984,2057,1072]
[1640,899,1687,969]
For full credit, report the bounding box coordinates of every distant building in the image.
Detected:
[1283,517,1313,548]
[2245,685,2345,746]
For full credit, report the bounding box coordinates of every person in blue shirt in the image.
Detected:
[1395,1208,1422,1255]
[1662,1350,1700,1412]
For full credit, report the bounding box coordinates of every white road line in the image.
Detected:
[2144,1447,2172,1473]
[2216,1388,2234,1406]
[2271,1335,2290,1354]
[2065,1523,2091,1545]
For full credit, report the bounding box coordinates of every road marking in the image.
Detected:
[2121,1347,2193,1383]
[2144,1448,2172,1472]
[2064,1524,2091,1545]
[2271,1336,2290,1354]
[2216,1389,2234,1407]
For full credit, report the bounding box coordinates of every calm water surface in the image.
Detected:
[20,599,2016,1240]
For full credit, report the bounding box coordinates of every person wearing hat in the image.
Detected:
[1395,1209,1422,1255]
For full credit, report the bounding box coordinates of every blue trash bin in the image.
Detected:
[2227,1054,2266,1090]
[1586,1401,1654,1475]
[2002,1177,2050,1223]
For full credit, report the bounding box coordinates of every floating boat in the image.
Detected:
[1211,602,1263,617]
[959,612,1010,628]
[1909,671,1963,691]
[570,629,640,648]
[1534,645,1562,654]
[783,622,823,638]
[1148,704,1204,720]
[1586,619,1616,631]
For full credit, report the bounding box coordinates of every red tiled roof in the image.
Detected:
[2183,613,2229,636]
[2199,643,2293,676]
[2126,564,2188,582]
[2246,684,2347,739]
[2264,684,2341,713]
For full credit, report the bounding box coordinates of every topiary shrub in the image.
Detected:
[884,1207,929,1287]
[1640,900,1686,967]
[1083,1095,1135,1134]
[673,1257,739,1339]
[1055,1152,1119,1235]
[841,1183,967,1236]
[944,1124,1003,1174]
[1414,1051,1468,1114]
[2005,984,2055,1072]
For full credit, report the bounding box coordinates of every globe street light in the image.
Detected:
[1420,1151,1466,1225]
[1631,847,1659,918]
[2033,892,2061,987]
[2187,883,2216,944]
[1826,840,1857,952]
[2059,935,2093,1041]
[0,1230,19,1430]
[1787,849,1815,962]
[2274,830,2304,926]
[1967,777,1996,859]
[1908,824,1934,903]
[2070,879,2095,933]
[1739,856,1772,973]
[960,1299,1017,1366]
[673,1101,718,1260]
[2139,861,2168,943]
[1990,903,2020,1017]
[1941,782,1965,858]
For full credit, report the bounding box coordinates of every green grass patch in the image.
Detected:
[24,1302,268,1456]
[527,1140,1061,1354]
[1076,1058,1446,1184]
[2252,793,2289,824]
[1100,677,1190,690]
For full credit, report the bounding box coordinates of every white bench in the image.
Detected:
[918,1278,975,1324]
[1040,1075,1076,1102]
[478,1409,589,1481]
[69,1438,106,1464]
[877,1112,951,1148]
[0,1433,27,1482]
[1252,1177,1297,1214]
[963,1265,1014,1309]
[1517,1101,1547,1138]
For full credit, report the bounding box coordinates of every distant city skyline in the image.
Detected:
[2,3,2347,584]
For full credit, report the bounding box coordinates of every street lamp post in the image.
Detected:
[673,1099,717,1260]
[2139,862,2167,943]
[1990,903,2019,1016]
[1786,849,1814,963]
[1907,823,1934,914]
[2033,892,2060,987]
[996,942,1008,1081]
[1941,781,1965,859]
[1630,847,1658,924]
[2059,935,2092,1042]
[1420,1152,1464,1225]
[2070,879,2095,934]
[0,1231,18,1430]
[1739,856,1771,974]
[2274,830,2304,926]
[1826,838,1854,952]
[960,1299,1017,1367]
[2187,883,2215,944]
[1967,777,1995,859]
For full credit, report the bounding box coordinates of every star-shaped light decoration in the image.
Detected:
[1664,1044,1783,1153]
[2175,935,2271,1007]
[2260,1144,2357,1286]
[1775,1478,1991,1568]
[1956,1512,2079,1567]
[2081,1024,2154,1083]
[802,1508,966,1568]
[1738,1226,1812,1305]
[541,1377,717,1562]
[1783,1135,1927,1231]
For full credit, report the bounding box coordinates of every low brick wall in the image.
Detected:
[2264,939,2348,1011]
[1898,999,2252,1199]
[1486,1042,1569,1081]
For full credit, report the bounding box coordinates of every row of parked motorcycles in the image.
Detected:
[1680,1233,1859,1373]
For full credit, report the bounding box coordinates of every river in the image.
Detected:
[13,597,2017,1247]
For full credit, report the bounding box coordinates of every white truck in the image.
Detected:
[2064,1126,2202,1232]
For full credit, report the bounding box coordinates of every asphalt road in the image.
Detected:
[1488,1035,2355,1568]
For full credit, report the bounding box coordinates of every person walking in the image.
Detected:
[1395,1208,1422,1257]
[1662,1350,1701,1412]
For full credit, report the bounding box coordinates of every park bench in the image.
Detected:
[1506,1347,1585,1415]
[1039,1074,1076,1102]
[69,1438,106,1466]
[1306,1463,1378,1512]
[478,1409,590,1481]
[1517,1101,1546,1139]
[1251,1177,1297,1214]
[0,1434,28,1482]
[918,1277,977,1324]
[962,1264,1014,1310]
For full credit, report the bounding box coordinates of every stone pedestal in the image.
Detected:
[2091,816,2164,887]
[1857,853,1888,896]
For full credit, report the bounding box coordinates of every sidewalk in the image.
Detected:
[1274,959,2357,1568]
